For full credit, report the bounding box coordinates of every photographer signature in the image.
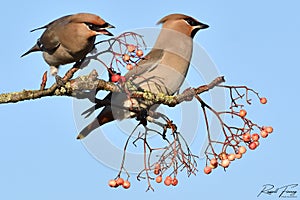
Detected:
[257,184,298,198]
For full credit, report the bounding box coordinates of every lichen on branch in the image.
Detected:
[0,68,225,107]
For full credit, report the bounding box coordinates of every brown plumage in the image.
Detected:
[21,13,115,75]
[77,13,209,139]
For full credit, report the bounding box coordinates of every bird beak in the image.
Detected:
[97,29,114,36]
[105,23,115,29]
[195,22,209,30]
[191,22,209,38]
[96,23,115,36]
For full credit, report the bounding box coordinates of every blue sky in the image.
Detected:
[0,0,299,199]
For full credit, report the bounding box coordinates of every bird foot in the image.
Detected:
[55,75,66,87]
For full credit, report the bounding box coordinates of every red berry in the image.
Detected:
[156,176,162,183]
[260,130,268,138]
[238,146,247,154]
[251,133,260,141]
[127,44,136,52]
[122,180,131,189]
[172,178,178,186]
[210,164,217,169]
[219,152,228,160]
[242,133,251,142]
[111,74,120,82]
[154,169,160,175]
[123,54,130,62]
[221,159,230,168]
[204,166,212,174]
[108,180,117,188]
[228,154,236,161]
[235,153,243,159]
[116,178,124,186]
[249,142,257,150]
[239,109,247,117]
[265,126,273,133]
[136,49,144,57]
[126,64,133,70]
[260,97,267,104]
[164,176,172,186]
[210,158,218,168]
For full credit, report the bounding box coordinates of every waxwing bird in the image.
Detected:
[77,13,209,139]
[21,13,115,75]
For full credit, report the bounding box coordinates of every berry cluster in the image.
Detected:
[204,126,273,174]
[122,45,144,70]
[110,45,144,83]
[88,32,146,84]
[108,178,131,189]
[201,87,274,175]
[148,163,178,186]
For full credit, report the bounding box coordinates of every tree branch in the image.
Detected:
[0,69,225,106]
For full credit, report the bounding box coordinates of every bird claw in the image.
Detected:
[55,75,65,87]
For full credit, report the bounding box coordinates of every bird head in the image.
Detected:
[70,13,115,37]
[157,13,209,38]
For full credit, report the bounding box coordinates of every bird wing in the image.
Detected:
[21,15,73,57]
[37,27,62,54]
[37,15,73,53]
[124,48,164,80]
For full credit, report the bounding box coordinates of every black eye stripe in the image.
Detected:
[84,22,108,31]
[185,18,197,26]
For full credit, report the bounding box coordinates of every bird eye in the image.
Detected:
[85,22,101,31]
[185,18,197,26]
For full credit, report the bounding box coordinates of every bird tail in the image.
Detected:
[30,26,47,32]
[76,107,114,140]
[21,44,41,57]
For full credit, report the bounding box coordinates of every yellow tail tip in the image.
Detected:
[76,134,85,140]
